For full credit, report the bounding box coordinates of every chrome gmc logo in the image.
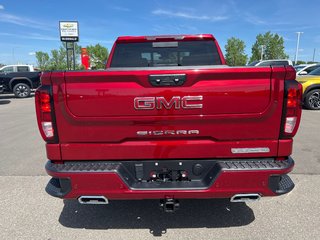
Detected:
[134,96,203,110]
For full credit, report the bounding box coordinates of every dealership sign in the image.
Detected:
[59,21,79,42]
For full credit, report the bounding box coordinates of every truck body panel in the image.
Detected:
[35,34,301,204]
[49,67,285,160]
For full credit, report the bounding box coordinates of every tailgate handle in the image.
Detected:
[149,74,186,87]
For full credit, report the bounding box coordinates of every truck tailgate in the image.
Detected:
[51,66,286,160]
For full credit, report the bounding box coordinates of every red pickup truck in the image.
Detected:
[35,34,302,212]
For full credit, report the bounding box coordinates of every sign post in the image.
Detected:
[59,21,79,70]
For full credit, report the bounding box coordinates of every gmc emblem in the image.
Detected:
[134,96,203,110]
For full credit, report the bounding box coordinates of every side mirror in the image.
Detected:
[299,71,308,75]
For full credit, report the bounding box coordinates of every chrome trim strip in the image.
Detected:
[231,147,270,154]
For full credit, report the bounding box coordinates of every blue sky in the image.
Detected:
[0,0,319,65]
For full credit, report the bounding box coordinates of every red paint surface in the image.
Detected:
[36,35,301,200]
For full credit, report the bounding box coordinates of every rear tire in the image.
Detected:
[304,89,320,110]
[13,83,31,98]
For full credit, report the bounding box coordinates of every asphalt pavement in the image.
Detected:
[0,94,319,240]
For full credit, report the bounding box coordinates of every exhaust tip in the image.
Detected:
[230,193,261,203]
[78,196,109,205]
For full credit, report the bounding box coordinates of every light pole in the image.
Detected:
[12,48,15,64]
[312,48,316,62]
[12,47,20,64]
[294,32,303,65]
[260,45,265,60]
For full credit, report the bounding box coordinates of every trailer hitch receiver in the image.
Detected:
[160,198,180,213]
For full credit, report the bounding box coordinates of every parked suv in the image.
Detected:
[297,67,320,110]
[294,64,320,76]
[248,59,293,67]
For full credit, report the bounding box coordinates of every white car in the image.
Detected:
[248,59,293,67]
[294,64,320,76]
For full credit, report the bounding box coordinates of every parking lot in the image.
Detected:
[1,94,320,240]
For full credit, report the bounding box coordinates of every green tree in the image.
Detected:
[34,43,106,70]
[250,31,288,63]
[225,37,248,66]
[48,46,68,70]
[35,52,50,70]
[86,44,109,69]
[49,43,82,70]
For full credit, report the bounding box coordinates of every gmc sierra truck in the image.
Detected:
[35,34,302,212]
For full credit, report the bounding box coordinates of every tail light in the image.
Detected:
[280,79,302,138]
[35,86,58,142]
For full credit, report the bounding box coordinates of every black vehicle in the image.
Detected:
[0,65,41,98]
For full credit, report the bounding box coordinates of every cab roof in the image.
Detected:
[116,34,215,43]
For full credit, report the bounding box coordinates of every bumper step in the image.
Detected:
[45,177,71,198]
[46,158,294,191]
[47,158,293,173]
[269,174,295,195]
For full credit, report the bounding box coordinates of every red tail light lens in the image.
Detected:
[287,88,299,108]
[40,92,51,112]
[35,87,57,142]
[281,80,302,138]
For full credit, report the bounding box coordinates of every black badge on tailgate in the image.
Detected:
[149,74,186,87]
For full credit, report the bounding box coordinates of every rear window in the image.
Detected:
[258,61,289,66]
[17,66,29,72]
[247,61,259,66]
[110,40,222,67]
[294,66,306,71]
[309,67,320,76]
[305,65,320,74]
[0,66,14,73]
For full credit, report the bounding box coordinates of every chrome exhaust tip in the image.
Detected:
[78,196,109,205]
[230,193,261,203]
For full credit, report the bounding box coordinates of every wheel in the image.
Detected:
[13,83,31,98]
[304,89,320,110]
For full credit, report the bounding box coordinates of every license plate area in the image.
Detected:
[120,160,220,190]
